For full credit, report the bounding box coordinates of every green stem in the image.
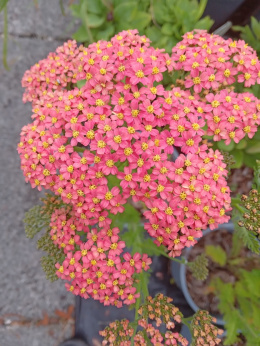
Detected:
[181,316,193,335]
[3,3,9,70]
[161,251,187,265]
[149,0,160,28]
[232,202,245,215]
[130,279,142,346]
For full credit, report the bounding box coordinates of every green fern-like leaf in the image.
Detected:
[188,253,209,281]
[41,256,60,282]
[38,231,65,281]
[24,205,49,239]
[232,208,260,254]
[38,232,64,259]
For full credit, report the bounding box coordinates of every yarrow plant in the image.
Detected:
[18,29,260,343]
[100,294,223,345]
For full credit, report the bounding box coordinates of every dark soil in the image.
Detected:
[227,166,254,198]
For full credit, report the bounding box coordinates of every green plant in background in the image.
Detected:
[212,269,260,345]
[0,0,9,69]
[231,161,260,254]
[233,17,260,56]
[204,204,260,345]
[216,17,260,169]
[70,0,213,52]
[215,130,260,169]
[24,194,67,281]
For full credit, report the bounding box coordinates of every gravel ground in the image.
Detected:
[0,1,79,345]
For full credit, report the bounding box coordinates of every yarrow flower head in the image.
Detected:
[100,294,188,346]
[18,29,260,305]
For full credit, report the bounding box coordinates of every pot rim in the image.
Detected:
[179,221,234,326]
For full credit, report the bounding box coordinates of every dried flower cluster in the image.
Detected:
[18,29,260,305]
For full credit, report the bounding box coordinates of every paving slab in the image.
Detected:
[0,1,78,345]
[3,0,79,40]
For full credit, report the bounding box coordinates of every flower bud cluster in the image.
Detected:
[100,294,188,345]
[191,310,223,346]
[238,189,260,236]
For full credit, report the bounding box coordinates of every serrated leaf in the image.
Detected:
[241,269,260,298]
[24,205,49,239]
[230,230,243,258]
[110,203,140,230]
[223,310,240,345]
[205,245,227,266]
[215,280,235,307]
[232,208,260,254]
[138,238,166,256]
[107,174,121,190]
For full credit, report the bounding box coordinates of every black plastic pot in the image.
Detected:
[204,0,260,34]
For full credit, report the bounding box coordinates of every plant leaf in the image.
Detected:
[130,11,151,31]
[251,16,260,39]
[72,24,89,42]
[87,0,106,14]
[230,149,244,169]
[76,79,86,88]
[86,13,106,28]
[113,1,138,23]
[217,139,235,152]
[194,16,214,30]
[232,208,260,254]
[205,245,227,266]
[246,142,260,154]
[95,24,115,41]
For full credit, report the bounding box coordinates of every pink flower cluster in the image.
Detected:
[18,29,260,303]
[51,206,150,307]
[204,90,260,144]
[172,30,260,90]
[22,40,81,103]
